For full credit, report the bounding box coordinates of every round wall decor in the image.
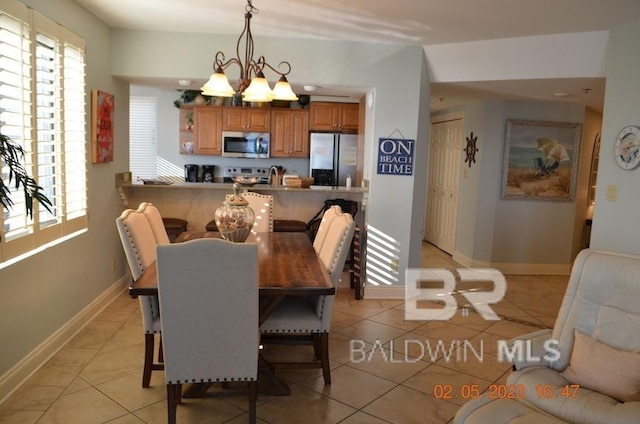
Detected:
[615,125,640,170]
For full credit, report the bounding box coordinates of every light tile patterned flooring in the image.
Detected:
[0,242,568,424]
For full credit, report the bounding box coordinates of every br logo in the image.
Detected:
[405,268,506,321]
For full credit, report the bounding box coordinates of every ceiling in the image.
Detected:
[74,0,640,112]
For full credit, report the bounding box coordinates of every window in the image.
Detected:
[0,0,87,263]
[129,96,157,180]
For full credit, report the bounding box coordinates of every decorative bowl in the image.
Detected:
[232,176,261,186]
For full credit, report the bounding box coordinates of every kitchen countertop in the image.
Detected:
[118,181,368,193]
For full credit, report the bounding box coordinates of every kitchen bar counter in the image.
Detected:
[117,181,367,231]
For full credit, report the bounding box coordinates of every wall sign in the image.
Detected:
[377,137,414,175]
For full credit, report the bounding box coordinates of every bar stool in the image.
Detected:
[162,217,188,242]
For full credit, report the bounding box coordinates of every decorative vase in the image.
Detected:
[214,183,255,242]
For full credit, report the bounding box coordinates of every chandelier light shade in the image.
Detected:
[271,76,299,101]
[201,67,236,97]
[200,0,298,103]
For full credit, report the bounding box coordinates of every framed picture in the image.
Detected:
[91,89,114,163]
[501,119,581,201]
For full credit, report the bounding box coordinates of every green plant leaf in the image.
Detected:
[1,132,53,219]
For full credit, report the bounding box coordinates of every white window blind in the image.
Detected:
[129,96,157,180]
[0,1,87,263]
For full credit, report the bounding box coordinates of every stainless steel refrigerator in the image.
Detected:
[309,133,358,186]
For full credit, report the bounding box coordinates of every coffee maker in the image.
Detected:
[201,165,215,183]
[184,164,199,182]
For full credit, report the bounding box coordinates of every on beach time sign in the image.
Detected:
[377,137,415,175]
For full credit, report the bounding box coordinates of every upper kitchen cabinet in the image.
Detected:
[222,107,271,132]
[309,102,359,132]
[193,106,223,155]
[271,109,309,158]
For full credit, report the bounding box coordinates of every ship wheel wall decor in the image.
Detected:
[464,132,479,168]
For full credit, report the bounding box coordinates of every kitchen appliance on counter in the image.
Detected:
[185,164,199,182]
[222,166,270,184]
[201,165,215,182]
[309,133,357,186]
[222,131,270,158]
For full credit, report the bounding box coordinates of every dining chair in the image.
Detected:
[312,205,342,254]
[243,192,273,233]
[156,238,259,424]
[260,211,355,385]
[138,202,171,245]
[116,208,164,388]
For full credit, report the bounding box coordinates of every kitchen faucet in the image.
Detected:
[269,166,280,187]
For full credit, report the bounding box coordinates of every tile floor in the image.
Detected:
[0,242,568,424]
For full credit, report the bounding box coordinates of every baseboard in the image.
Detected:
[490,262,571,275]
[0,275,129,404]
[363,285,406,299]
[452,251,570,275]
[451,251,490,268]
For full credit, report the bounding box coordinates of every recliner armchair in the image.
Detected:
[454,249,640,424]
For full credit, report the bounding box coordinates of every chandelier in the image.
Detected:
[200,0,298,103]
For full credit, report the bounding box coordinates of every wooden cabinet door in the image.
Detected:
[271,109,309,158]
[310,102,358,132]
[310,102,338,131]
[194,107,222,155]
[222,108,246,131]
[246,109,270,131]
[338,103,359,131]
[289,109,309,157]
[222,108,271,131]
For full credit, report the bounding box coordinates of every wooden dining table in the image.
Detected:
[128,230,333,396]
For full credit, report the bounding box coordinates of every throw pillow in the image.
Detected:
[562,329,640,402]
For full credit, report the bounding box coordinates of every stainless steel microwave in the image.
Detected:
[222,131,270,158]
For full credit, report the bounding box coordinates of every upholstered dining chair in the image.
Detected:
[116,208,164,388]
[243,192,273,233]
[260,211,355,385]
[138,202,171,245]
[156,238,259,424]
[312,205,342,254]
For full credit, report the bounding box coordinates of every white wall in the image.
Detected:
[591,20,640,255]
[449,99,588,271]
[0,0,130,380]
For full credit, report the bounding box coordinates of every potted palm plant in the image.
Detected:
[1,132,52,219]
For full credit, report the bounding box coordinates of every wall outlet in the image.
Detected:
[111,258,116,271]
[390,259,399,272]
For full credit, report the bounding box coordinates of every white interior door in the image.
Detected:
[425,116,463,254]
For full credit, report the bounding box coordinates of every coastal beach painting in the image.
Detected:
[501,119,581,201]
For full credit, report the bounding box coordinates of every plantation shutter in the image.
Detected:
[0,2,87,262]
[129,96,157,180]
[0,2,34,252]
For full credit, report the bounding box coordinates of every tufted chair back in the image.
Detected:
[156,238,259,424]
[116,208,163,388]
[243,192,273,233]
[138,202,171,245]
[312,205,342,254]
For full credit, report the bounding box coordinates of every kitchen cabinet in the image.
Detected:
[309,102,359,132]
[193,106,223,155]
[271,109,309,158]
[222,107,271,132]
[179,106,194,154]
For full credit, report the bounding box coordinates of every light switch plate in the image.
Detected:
[606,185,618,201]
